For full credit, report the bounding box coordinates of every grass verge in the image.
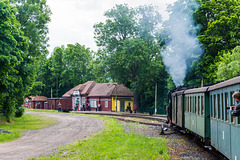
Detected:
[25,109,59,113]
[31,116,170,160]
[0,114,58,143]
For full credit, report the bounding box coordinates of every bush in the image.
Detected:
[15,106,25,117]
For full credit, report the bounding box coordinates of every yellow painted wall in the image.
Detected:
[125,101,134,111]
[111,97,134,112]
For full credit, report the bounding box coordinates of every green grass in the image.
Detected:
[31,116,170,160]
[0,114,58,143]
[26,108,59,113]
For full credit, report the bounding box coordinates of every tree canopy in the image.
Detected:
[94,4,168,109]
[9,0,51,57]
[194,0,240,83]
[0,0,31,122]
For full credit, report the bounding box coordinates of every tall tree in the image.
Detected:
[9,0,51,57]
[0,0,31,121]
[194,0,240,83]
[94,4,168,109]
[51,46,64,98]
[60,43,93,93]
[216,46,240,81]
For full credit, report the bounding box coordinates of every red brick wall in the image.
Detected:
[47,99,58,110]
[59,98,72,111]
[47,98,72,111]
[87,97,112,111]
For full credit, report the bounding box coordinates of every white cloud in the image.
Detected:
[46,0,176,54]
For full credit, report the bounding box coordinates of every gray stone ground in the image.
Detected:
[0,112,104,160]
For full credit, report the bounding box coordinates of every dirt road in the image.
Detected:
[0,112,104,160]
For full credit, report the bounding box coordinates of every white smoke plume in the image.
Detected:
[161,0,203,86]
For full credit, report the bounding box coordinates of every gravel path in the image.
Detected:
[0,112,104,160]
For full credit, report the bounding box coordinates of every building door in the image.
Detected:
[120,101,125,112]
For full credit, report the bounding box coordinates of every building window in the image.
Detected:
[90,99,97,108]
[105,99,108,108]
[82,97,85,104]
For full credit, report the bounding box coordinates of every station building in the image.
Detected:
[24,96,48,109]
[62,81,134,112]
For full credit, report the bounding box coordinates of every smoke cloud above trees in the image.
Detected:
[161,0,203,86]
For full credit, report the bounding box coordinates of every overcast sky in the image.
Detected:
[46,0,177,54]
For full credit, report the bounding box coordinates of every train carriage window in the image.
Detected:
[230,91,235,124]
[198,96,200,115]
[221,93,224,121]
[225,93,229,122]
[185,97,188,112]
[238,116,240,125]
[210,95,213,118]
[201,96,204,115]
[188,97,190,112]
[218,94,221,120]
[195,97,197,113]
[214,95,216,119]
[190,97,192,113]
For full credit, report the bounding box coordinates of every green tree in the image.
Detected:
[9,0,51,57]
[61,43,93,93]
[195,0,240,82]
[216,46,240,80]
[94,4,168,109]
[0,0,30,122]
[51,46,65,98]
[87,50,110,83]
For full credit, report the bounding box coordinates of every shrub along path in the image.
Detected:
[0,112,104,159]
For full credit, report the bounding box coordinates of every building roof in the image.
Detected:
[62,81,96,97]
[62,81,134,98]
[110,84,134,97]
[26,96,48,102]
[87,83,115,97]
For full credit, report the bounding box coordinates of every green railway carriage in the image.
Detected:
[171,90,185,128]
[208,76,240,160]
[184,87,210,140]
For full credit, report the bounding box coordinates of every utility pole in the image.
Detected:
[116,84,117,112]
[155,82,157,115]
[56,74,58,98]
[113,84,117,112]
[51,87,53,98]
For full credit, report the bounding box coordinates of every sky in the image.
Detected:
[46,0,177,54]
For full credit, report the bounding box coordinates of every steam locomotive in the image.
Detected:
[168,76,240,160]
